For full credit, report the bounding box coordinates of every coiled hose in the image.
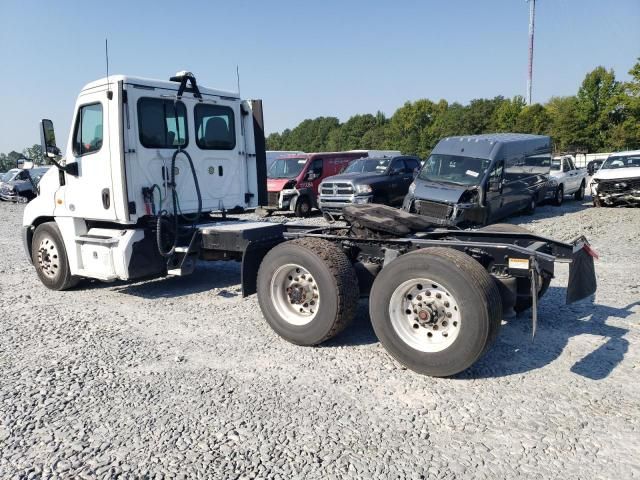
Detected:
[156,147,202,258]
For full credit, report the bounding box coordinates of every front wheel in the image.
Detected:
[524,195,537,215]
[294,196,312,217]
[553,185,564,206]
[574,181,585,201]
[369,247,502,377]
[257,238,359,345]
[31,222,79,291]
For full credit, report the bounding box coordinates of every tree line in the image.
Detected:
[267,59,640,158]
[0,145,45,172]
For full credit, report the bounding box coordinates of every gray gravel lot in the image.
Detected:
[1,198,639,479]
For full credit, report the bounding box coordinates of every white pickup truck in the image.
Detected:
[549,155,588,205]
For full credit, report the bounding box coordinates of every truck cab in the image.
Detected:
[549,155,588,205]
[318,155,420,216]
[23,72,266,287]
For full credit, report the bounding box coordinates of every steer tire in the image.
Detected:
[257,238,359,346]
[553,185,564,206]
[574,181,585,201]
[479,223,550,312]
[369,247,502,377]
[294,196,312,217]
[31,222,79,291]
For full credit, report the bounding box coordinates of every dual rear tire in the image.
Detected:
[257,239,501,376]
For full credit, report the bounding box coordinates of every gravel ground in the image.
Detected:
[1,197,639,479]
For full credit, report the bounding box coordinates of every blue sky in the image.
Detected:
[0,0,638,153]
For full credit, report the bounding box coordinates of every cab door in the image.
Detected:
[62,92,116,221]
[485,161,506,222]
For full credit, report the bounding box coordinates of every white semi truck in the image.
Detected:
[22,72,598,377]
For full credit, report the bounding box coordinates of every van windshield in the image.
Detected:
[418,154,491,186]
[268,157,308,179]
[343,158,390,174]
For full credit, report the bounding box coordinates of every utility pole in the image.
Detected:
[527,0,536,105]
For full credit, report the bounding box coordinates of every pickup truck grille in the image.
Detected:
[267,192,279,206]
[598,177,640,193]
[415,200,453,219]
[320,182,354,196]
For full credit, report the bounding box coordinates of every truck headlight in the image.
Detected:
[354,184,372,195]
[408,182,416,195]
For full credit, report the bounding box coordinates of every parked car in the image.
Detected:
[549,155,588,205]
[591,150,640,207]
[403,133,551,226]
[587,158,605,175]
[264,150,399,216]
[0,167,50,203]
[318,155,421,216]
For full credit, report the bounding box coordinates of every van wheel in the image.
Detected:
[32,222,79,291]
[553,185,564,206]
[294,196,311,217]
[257,238,359,345]
[369,248,502,377]
[574,181,585,201]
[524,195,537,215]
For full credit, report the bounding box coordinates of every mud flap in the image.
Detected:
[566,244,597,304]
[530,265,538,339]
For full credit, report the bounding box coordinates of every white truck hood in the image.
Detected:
[593,167,640,181]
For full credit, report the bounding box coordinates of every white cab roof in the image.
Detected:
[81,75,239,99]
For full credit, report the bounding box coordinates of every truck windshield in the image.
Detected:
[418,154,491,186]
[551,159,562,170]
[343,158,390,174]
[268,157,308,179]
[600,155,640,170]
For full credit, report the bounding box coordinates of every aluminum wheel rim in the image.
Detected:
[389,278,461,353]
[270,264,320,326]
[37,236,60,279]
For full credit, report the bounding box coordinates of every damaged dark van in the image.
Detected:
[403,133,552,226]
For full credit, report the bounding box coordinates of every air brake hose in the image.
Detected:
[156,147,203,258]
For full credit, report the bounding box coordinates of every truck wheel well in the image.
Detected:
[25,216,55,259]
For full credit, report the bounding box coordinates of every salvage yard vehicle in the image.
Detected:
[549,155,588,206]
[264,150,399,217]
[22,72,597,377]
[318,155,421,216]
[591,150,640,207]
[403,134,552,227]
[0,166,50,203]
[587,158,605,176]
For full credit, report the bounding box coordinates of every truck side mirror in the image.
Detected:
[306,172,320,181]
[40,119,61,158]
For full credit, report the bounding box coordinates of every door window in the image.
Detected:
[73,103,103,156]
[563,158,572,172]
[405,158,420,173]
[310,159,323,175]
[489,161,504,182]
[390,158,405,173]
[195,104,235,150]
[138,98,188,149]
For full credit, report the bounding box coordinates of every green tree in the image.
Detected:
[23,144,45,164]
[494,96,526,132]
[607,58,640,150]
[387,99,438,156]
[547,96,582,151]
[462,96,504,134]
[575,66,621,151]
[514,104,551,135]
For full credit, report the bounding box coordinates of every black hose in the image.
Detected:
[156,148,203,258]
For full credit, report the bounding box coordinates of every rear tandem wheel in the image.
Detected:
[369,247,502,377]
